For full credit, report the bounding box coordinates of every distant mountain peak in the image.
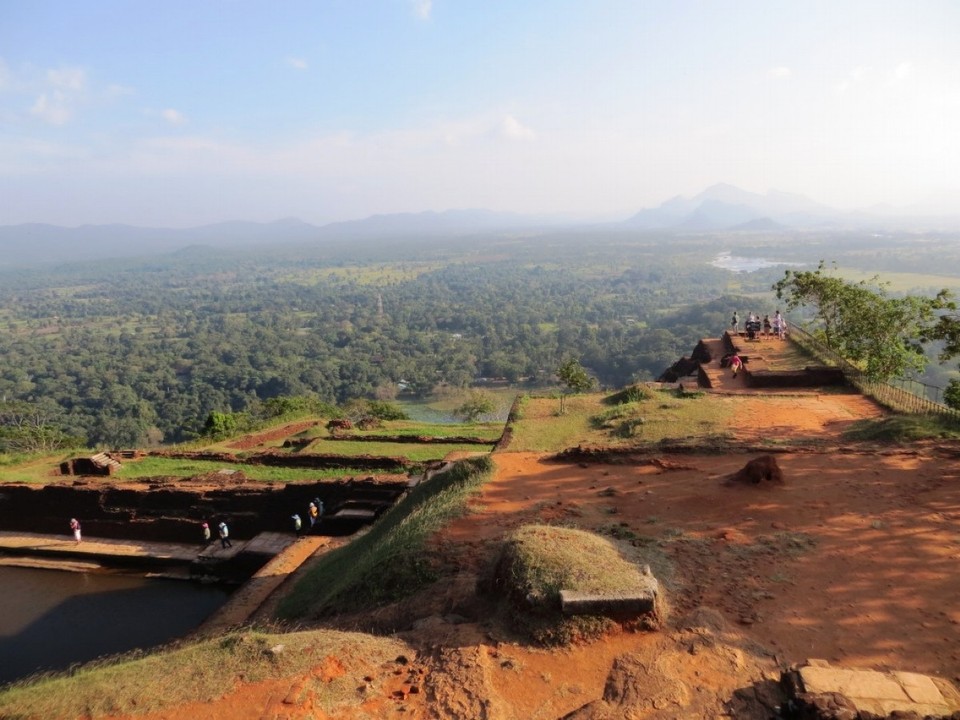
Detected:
[625,183,834,231]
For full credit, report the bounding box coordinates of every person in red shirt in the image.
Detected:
[730,353,743,378]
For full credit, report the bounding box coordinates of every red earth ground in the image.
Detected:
[105,348,960,719]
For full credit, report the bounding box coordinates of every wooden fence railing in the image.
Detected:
[788,325,960,422]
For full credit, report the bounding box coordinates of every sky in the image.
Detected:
[2,0,960,227]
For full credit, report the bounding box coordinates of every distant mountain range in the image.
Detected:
[624,183,835,231]
[2,185,958,267]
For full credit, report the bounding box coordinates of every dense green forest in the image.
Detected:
[1,229,958,448]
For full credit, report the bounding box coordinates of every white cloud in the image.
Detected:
[893,61,913,81]
[498,114,536,141]
[30,91,73,125]
[286,56,308,71]
[834,66,871,95]
[46,66,86,91]
[104,84,135,99]
[19,65,90,125]
[425,112,537,147]
[767,66,791,79]
[412,0,432,20]
[162,108,186,125]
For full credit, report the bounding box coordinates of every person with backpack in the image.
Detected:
[218,521,232,548]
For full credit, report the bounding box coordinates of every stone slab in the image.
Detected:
[0,530,202,563]
[329,508,377,519]
[893,670,946,705]
[789,660,960,718]
[241,531,295,556]
[799,666,910,702]
[559,573,659,617]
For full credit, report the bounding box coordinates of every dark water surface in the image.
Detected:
[0,565,230,686]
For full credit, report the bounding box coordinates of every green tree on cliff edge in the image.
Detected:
[774,262,959,383]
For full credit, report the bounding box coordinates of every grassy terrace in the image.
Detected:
[114,457,394,482]
[507,389,736,451]
[0,415,502,484]
[302,439,493,462]
[340,420,504,440]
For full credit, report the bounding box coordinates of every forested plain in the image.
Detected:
[1,227,959,449]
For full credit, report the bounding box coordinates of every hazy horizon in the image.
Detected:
[2,1,959,227]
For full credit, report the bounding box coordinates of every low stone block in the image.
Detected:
[893,670,945,705]
[559,572,659,617]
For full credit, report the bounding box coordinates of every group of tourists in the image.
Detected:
[730,310,787,340]
[724,309,789,380]
[70,498,328,552]
[200,520,232,548]
[292,498,324,538]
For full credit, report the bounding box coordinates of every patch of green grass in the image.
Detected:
[590,403,635,428]
[834,267,960,293]
[305,438,492,462]
[114,457,382,482]
[0,450,82,484]
[506,395,611,451]
[842,415,960,442]
[508,389,741,452]
[0,629,411,720]
[277,456,493,619]
[347,420,504,441]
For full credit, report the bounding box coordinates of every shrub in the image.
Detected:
[945,379,960,411]
[603,385,652,405]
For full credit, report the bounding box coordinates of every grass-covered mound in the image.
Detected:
[488,524,656,645]
[0,629,410,720]
[277,455,492,620]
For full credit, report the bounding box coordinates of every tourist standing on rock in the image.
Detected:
[202,521,211,545]
[292,513,302,537]
[731,311,739,335]
[69,518,81,544]
[308,502,318,528]
[763,314,772,336]
[218,521,232,548]
[773,311,783,339]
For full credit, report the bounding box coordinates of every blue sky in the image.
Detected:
[2,1,959,226]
